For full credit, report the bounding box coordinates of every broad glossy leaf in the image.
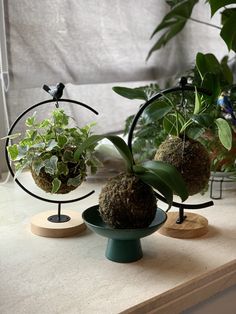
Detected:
[112,86,147,101]
[105,135,134,171]
[52,178,61,193]
[196,53,221,80]
[132,165,147,174]
[220,10,236,52]
[200,72,220,101]
[208,0,236,16]
[144,99,172,121]
[142,160,188,202]
[215,118,232,150]
[136,170,173,208]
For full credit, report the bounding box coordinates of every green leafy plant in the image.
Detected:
[147,0,236,60]
[112,0,236,174]
[74,134,188,227]
[74,134,188,204]
[5,109,99,193]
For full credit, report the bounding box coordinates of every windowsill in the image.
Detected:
[0,171,235,313]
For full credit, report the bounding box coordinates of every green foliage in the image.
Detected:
[6,109,98,193]
[113,78,233,161]
[208,0,236,16]
[74,134,189,206]
[147,0,236,59]
[147,0,198,60]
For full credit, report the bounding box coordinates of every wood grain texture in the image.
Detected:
[121,259,236,314]
[158,212,208,239]
[31,209,86,237]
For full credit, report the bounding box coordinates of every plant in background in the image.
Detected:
[5,109,99,194]
[147,0,236,60]
[74,134,188,228]
[113,0,236,176]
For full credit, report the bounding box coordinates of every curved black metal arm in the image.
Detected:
[127,81,214,219]
[5,98,98,207]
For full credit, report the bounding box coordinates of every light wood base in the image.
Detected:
[158,212,208,239]
[31,209,86,238]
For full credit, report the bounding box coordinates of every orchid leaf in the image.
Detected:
[74,135,133,171]
[135,170,173,209]
[142,160,188,202]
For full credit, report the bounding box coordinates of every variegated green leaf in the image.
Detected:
[52,178,61,193]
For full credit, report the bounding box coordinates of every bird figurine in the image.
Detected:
[217,92,236,126]
[42,82,65,107]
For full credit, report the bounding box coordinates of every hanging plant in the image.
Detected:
[4,109,99,194]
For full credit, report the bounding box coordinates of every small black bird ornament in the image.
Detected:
[43,82,65,107]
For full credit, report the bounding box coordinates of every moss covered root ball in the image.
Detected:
[99,172,157,229]
[154,136,210,196]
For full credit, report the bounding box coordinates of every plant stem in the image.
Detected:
[189,17,221,30]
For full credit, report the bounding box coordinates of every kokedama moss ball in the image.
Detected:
[31,161,86,194]
[154,136,210,196]
[99,172,157,229]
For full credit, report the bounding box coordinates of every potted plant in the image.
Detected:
[78,134,188,262]
[75,134,188,227]
[5,108,99,194]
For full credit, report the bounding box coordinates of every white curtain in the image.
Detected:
[0,0,229,174]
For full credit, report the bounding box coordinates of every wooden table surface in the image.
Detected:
[0,172,235,313]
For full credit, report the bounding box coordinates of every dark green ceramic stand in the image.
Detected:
[82,205,167,263]
[106,238,142,263]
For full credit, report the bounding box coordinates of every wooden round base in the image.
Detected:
[31,210,86,238]
[158,212,208,239]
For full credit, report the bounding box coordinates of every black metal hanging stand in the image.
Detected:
[127,78,214,224]
[5,98,99,223]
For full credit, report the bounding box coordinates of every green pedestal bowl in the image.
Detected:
[82,205,167,263]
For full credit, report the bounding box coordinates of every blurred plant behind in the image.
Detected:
[112,0,236,173]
